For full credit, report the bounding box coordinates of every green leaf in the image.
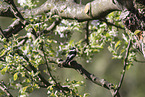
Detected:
[1,65,8,75]
[69,40,74,45]
[134,30,141,35]
[115,40,121,49]
[120,49,125,54]
[14,72,18,81]
[126,64,131,70]
[22,86,28,92]
[83,93,90,97]
[0,49,7,57]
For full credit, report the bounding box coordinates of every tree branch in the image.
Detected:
[0,27,7,39]
[114,40,132,96]
[2,19,28,38]
[4,0,24,20]
[0,2,15,18]
[16,49,51,86]
[40,41,72,95]
[134,59,145,63]
[84,21,90,45]
[58,60,120,96]
[23,0,119,21]
[0,0,134,38]
[100,19,125,30]
[0,0,120,21]
[0,81,13,97]
[46,18,61,32]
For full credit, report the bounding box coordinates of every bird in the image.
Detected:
[64,47,77,65]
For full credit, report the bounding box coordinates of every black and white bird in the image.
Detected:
[64,47,77,65]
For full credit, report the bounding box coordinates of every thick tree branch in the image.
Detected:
[58,60,120,97]
[0,2,15,18]
[0,0,135,38]
[3,0,24,20]
[2,19,28,38]
[0,0,120,21]
[24,0,119,21]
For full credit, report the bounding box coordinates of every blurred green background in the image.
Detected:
[1,0,145,97]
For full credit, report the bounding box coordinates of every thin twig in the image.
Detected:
[100,19,125,30]
[39,18,61,36]
[0,58,4,61]
[0,81,13,97]
[115,40,132,96]
[0,27,9,41]
[41,42,59,83]
[46,18,61,31]
[0,27,6,38]
[41,41,71,95]
[84,21,90,45]
[134,59,145,63]
[16,50,51,86]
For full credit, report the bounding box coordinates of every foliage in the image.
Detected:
[0,0,142,97]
